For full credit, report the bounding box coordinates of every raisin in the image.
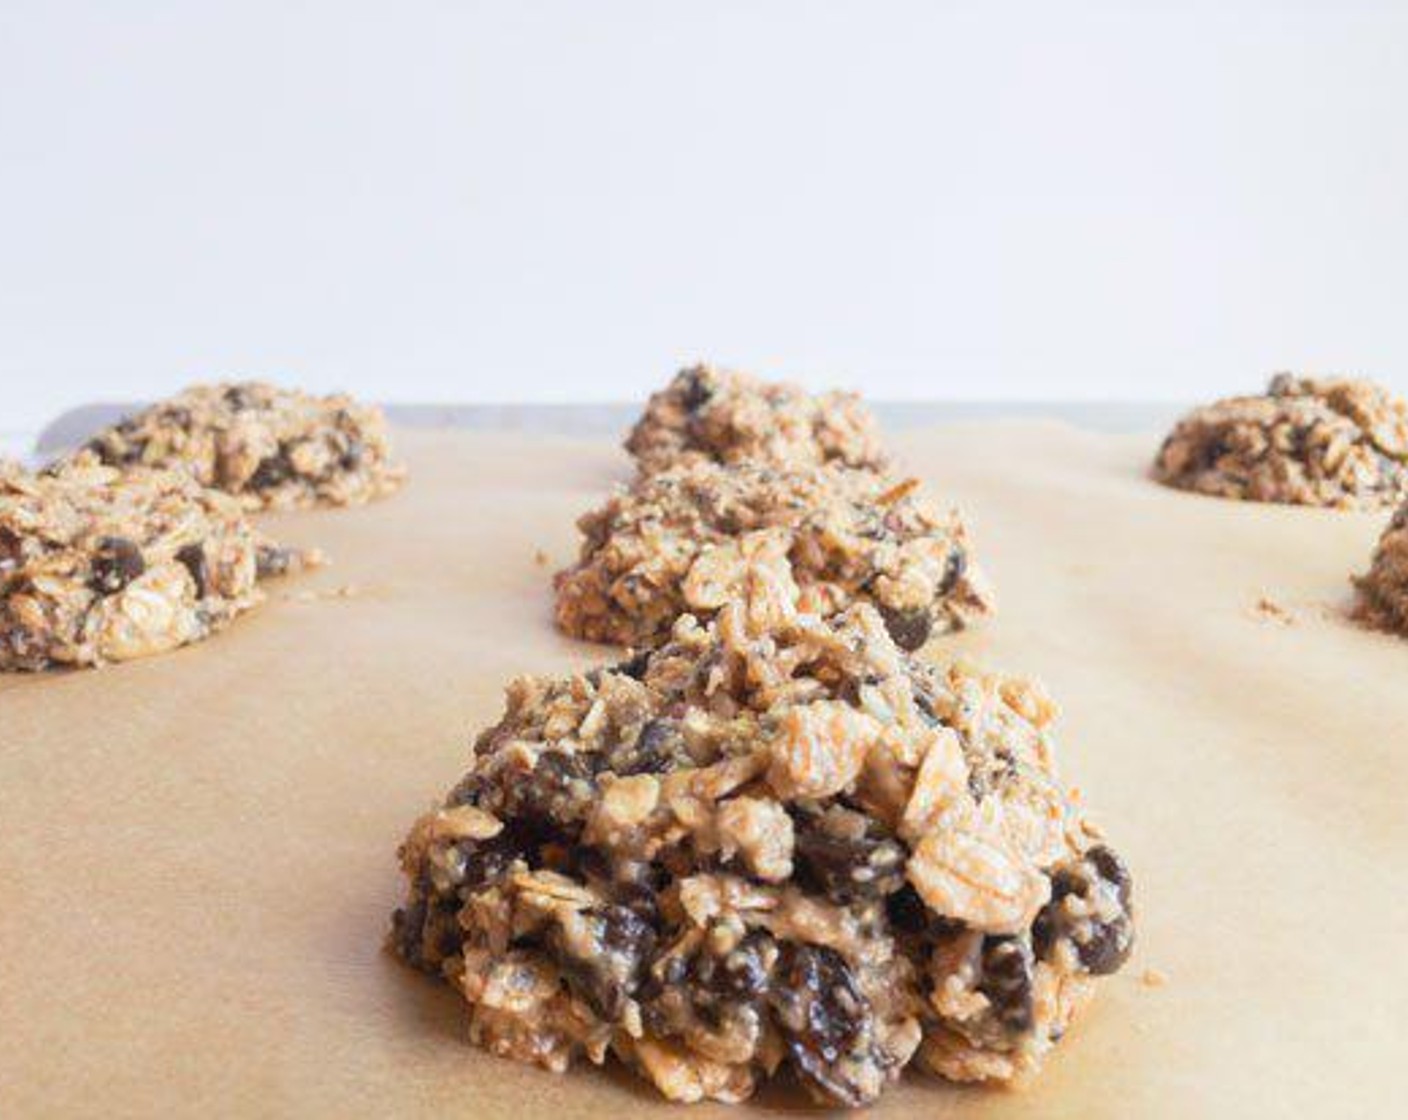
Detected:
[176,543,209,598]
[339,438,365,471]
[455,829,522,890]
[602,718,688,776]
[89,536,145,594]
[1033,844,1134,977]
[223,385,256,411]
[879,605,933,652]
[978,935,1035,1035]
[390,887,464,971]
[611,648,652,680]
[885,884,930,935]
[768,943,881,1107]
[549,903,656,1020]
[793,812,906,904]
[499,751,599,831]
[249,454,291,490]
[691,930,773,1000]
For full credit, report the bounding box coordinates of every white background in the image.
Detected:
[3,1,1408,433]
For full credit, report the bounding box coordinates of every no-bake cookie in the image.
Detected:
[1354,500,1408,634]
[554,462,993,651]
[1154,374,1408,509]
[0,457,313,669]
[626,365,888,476]
[68,380,406,510]
[392,557,1132,1106]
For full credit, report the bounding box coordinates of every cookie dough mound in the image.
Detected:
[69,381,407,510]
[554,461,993,650]
[1153,374,1408,509]
[392,559,1132,1106]
[0,457,312,669]
[625,364,888,475]
[1355,500,1408,633]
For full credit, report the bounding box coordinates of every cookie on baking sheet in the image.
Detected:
[0,458,315,670]
[391,555,1133,1106]
[66,380,406,510]
[1354,499,1408,635]
[1153,373,1408,509]
[553,460,993,651]
[625,364,888,476]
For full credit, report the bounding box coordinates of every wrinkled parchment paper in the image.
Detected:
[3,424,1406,1118]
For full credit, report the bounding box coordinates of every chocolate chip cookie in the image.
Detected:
[1154,374,1408,509]
[392,555,1132,1106]
[554,461,993,650]
[67,380,406,510]
[626,365,888,476]
[0,457,316,669]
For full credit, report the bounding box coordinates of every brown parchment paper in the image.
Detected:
[3,423,1407,1119]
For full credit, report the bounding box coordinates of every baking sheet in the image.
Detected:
[2,423,1405,1118]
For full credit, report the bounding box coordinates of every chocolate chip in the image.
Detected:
[1033,844,1134,977]
[89,536,145,594]
[176,543,209,598]
[1088,844,1133,908]
[879,605,933,652]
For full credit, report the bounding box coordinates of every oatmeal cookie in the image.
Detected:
[66,380,406,510]
[554,462,993,651]
[1153,373,1408,509]
[625,364,888,475]
[1354,500,1408,634]
[0,457,315,670]
[392,555,1132,1106]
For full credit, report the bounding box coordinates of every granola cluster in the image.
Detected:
[1354,500,1408,634]
[0,456,314,670]
[70,380,406,510]
[1154,374,1408,509]
[626,365,888,476]
[392,559,1132,1107]
[554,462,993,651]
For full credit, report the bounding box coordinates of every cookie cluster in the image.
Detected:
[393,365,1133,1107]
[394,554,1133,1105]
[1154,373,1408,510]
[0,381,404,669]
[557,365,995,653]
